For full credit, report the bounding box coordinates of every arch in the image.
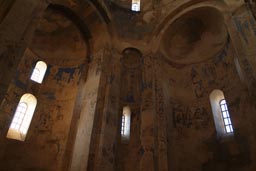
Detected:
[7,93,37,141]
[30,61,47,83]
[47,3,111,63]
[152,0,229,53]
[87,1,111,24]
[209,89,234,137]
[122,47,143,57]
[121,106,131,142]
[48,4,92,40]
[121,47,143,69]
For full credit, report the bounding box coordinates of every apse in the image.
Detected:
[161,7,228,65]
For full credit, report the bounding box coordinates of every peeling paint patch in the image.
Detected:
[234,18,249,44]
[55,67,76,83]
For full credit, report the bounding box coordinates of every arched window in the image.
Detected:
[220,99,233,133]
[121,114,125,136]
[30,61,47,83]
[7,93,37,141]
[210,90,234,137]
[131,0,140,12]
[121,106,131,142]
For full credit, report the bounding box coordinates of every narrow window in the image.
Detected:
[31,68,40,81]
[121,114,125,136]
[7,93,37,141]
[131,0,140,12]
[220,99,233,133]
[210,90,234,137]
[121,106,131,142]
[30,61,47,84]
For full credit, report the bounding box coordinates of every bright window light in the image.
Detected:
[220,99,233,133]
[210,89,234,137]
[131,0,140,12]
[121,115,125,136]
[121,106,131,142]
[7,93,37,141]
[30,61,47,84]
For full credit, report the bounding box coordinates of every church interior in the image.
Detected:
[1,0,256,170]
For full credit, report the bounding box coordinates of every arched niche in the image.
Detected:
[26,4,91,100]
[30,5,89,67]
[121,48,143,69]
[152,0,229,54]
[120,47,143,104]
[116,47,143,170]
[160,7,228,65]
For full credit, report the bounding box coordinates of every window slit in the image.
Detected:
[220,99,233,133]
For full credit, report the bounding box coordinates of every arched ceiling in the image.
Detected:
[161,7,228,65]
[29,0,242,61]
[30,7,87,67]
[29,0,111,67]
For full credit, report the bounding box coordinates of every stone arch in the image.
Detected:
[47,3,92,63]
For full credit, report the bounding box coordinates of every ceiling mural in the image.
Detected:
[161,7,228,64]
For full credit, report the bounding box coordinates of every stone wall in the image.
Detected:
[1,1,256,171]
[155,36,256,171]
[0,38,88,170]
